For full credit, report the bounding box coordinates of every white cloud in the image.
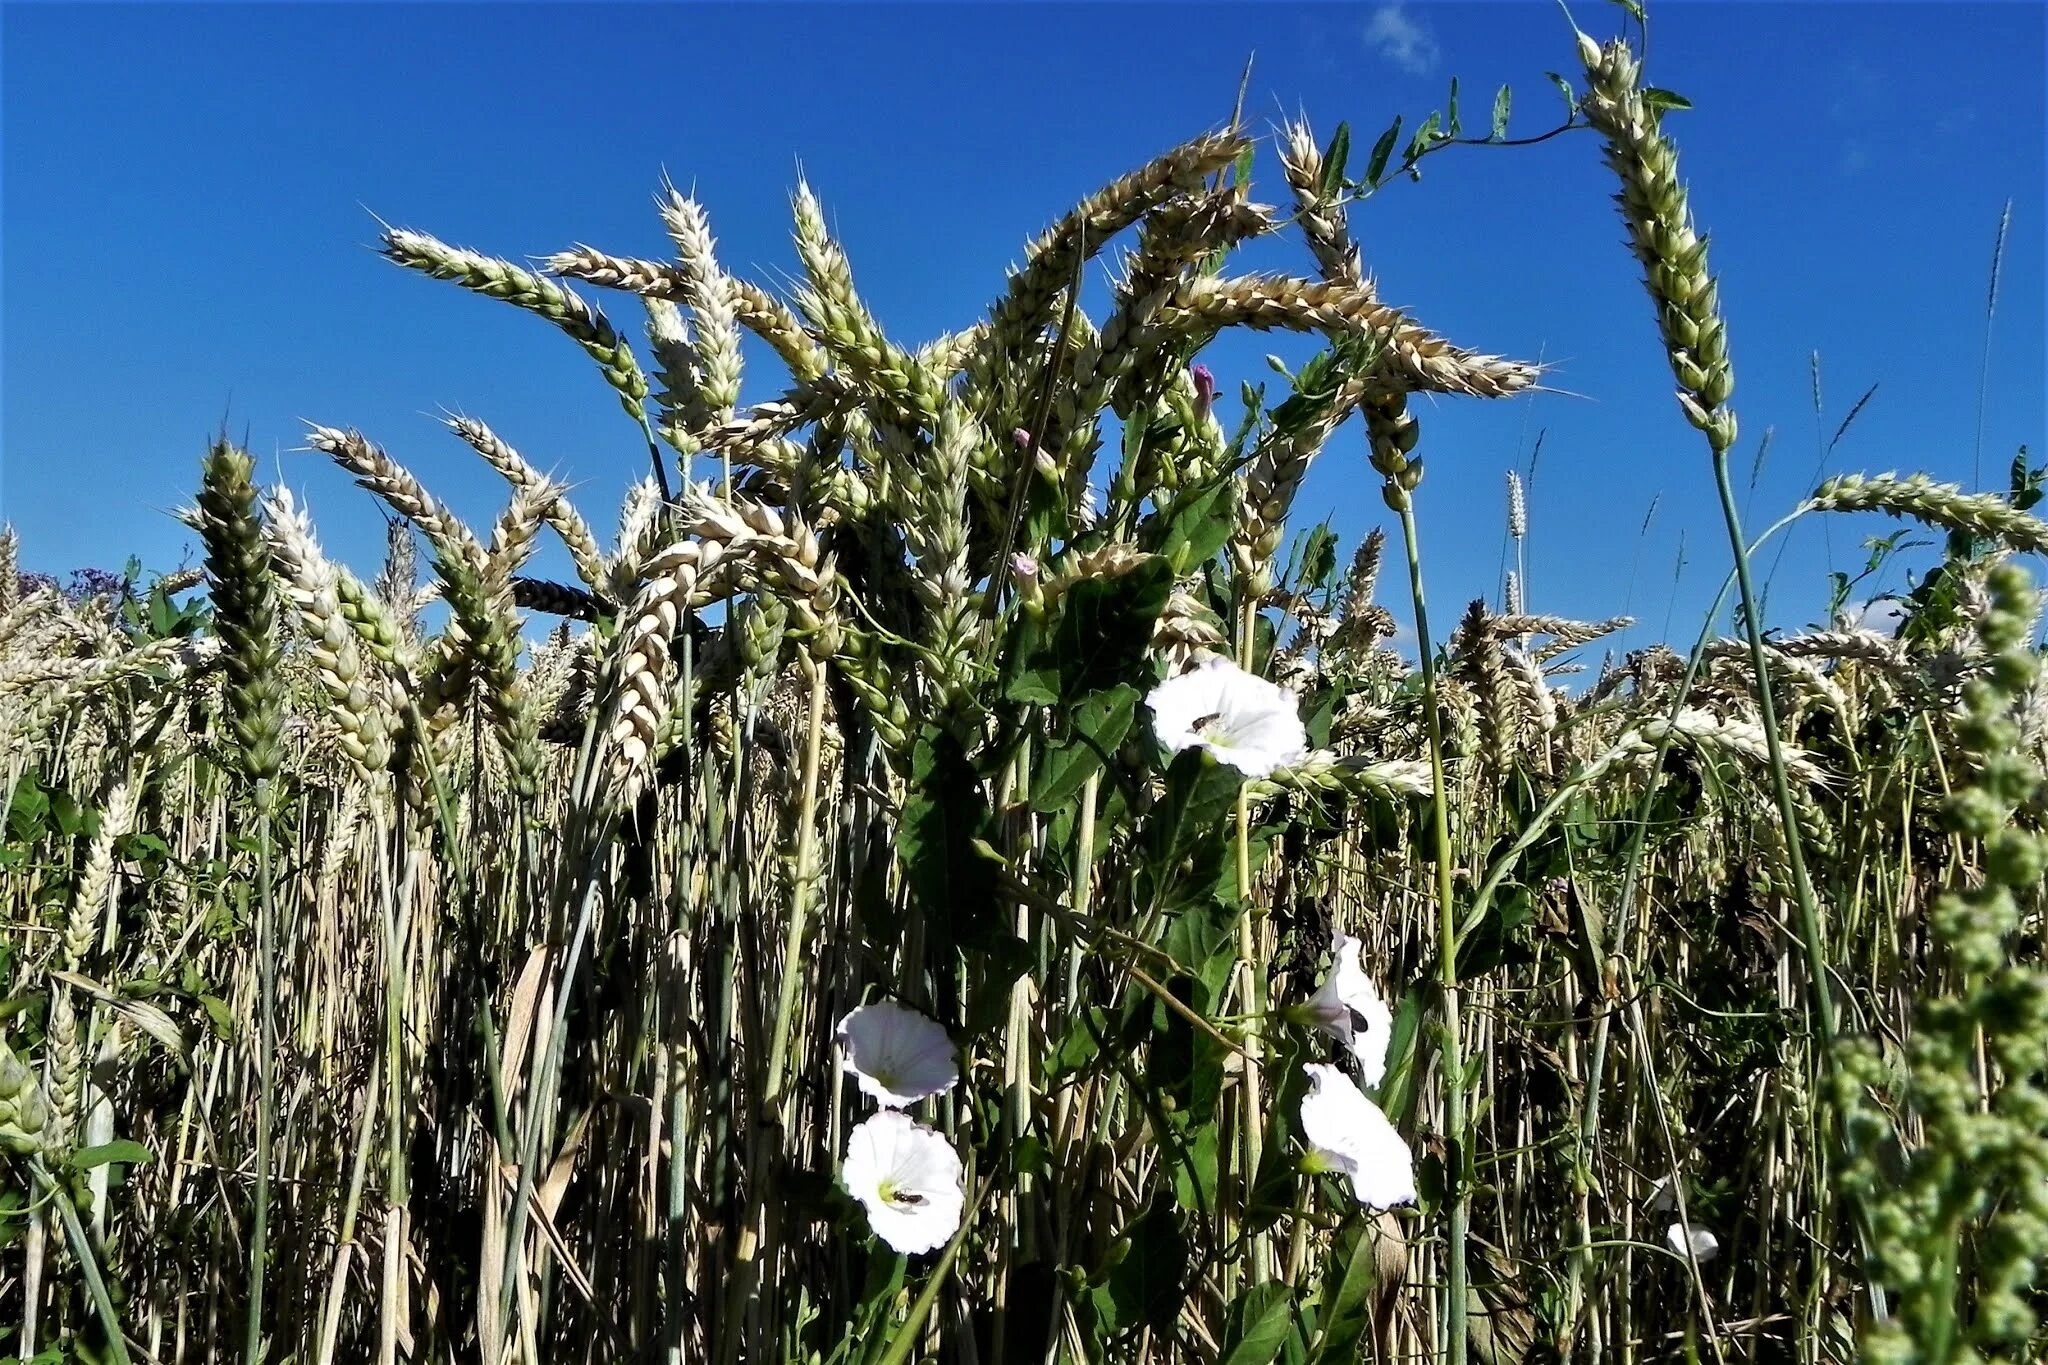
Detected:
[1839,598,1907,636]
[1364,3,1440,76]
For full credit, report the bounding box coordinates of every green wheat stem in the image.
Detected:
[1234,598,1271,1286]
[1395,494,1468,1365]
[246,778,278,1365]
[722,662,831,1361]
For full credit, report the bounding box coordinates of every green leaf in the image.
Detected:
[1099,1193,1188,1332]
[1169,1114,1222,1214]
[1609,0,1647,20]
[1051,559,1174,702]
[898,726,998,949]
[1233,143,1256,189]
[1404,111,1441,168]
[1308,1224,1382,1361]
[70,1139,151,1171]
[1490,84,1512,141]
[1046,1007,1105,1079]
[1221,1282,1297,1365]
[198,993,236,1042]
[1445,76,1461,139]
[1374,986,1428,1129]
[1641,86,1692,113]
[1150,480,1236,573]
[1295,524,1340,595]
[1545,71,1577,117]
[1319,122,1351,199]
[1033,685,1140,811]
[1144,748,1244,876]
[1364,116,1402,187]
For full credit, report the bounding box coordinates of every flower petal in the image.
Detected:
[836,1001,958,1108]
[842,1112,965,1255]
[1300,1063,1416,1209]
[1146,654,1307,778]
[1665,1221,1719,1263]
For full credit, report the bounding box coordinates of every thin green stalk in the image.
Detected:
[33,1159,132,1365]
[1235,600,1270,1286]
[1710,452,1837,1040]
[1394,497,1467,1365]
[722,662,831,1362]
[245,777,278,1365]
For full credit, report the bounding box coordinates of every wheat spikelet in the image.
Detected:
[546,244,685,297]
[0,525,16,612]
[449,417,607,591]
[381,225,650,415]
[1251,752,1433,803]
[1809,472,2048,556]
[513,577,605,621]
[1579,34,1737,451]
[1165,276,1539,398]
[46,988,80,1151]
[482,484,558,604]
[0,584,61,652]
[917,326,989,379]
[61,777,137,969]
[197,439,285,792]
[608,478,669,597]
[730,279,829,383]
[977,128,1247,377]
[307,425,484,571]
[1279,119,1367,290]
[657,187,744,422]
[1643,708,1828,786]
[603,536,737,783]
[1502,646,1559,738]
[644,296,707,455]
[263,489,398,776]
[790,179,949,424]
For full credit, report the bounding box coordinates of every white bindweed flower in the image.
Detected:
[1146,655,1309,779]
[1644,1174,1678,1214]
[836,1001,958,1108]
[1665,1221,1720,1263]
[1302,932,1395,1086]
[841,1111,966,1255]
[1299,1063,1417,1209]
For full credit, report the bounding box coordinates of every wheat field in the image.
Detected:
[3,15,2046,1365]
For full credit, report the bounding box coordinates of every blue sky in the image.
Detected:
[3,1,2042,646]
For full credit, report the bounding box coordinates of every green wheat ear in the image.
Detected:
[196,437,284,801]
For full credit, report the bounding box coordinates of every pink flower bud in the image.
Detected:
[1191,364,1217,420]
[1008,552,1039,583]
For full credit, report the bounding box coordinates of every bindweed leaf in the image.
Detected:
[1319,122,1351,199]
[1546,71,1577,116]
[71,1139,151,1171]
[1221,1282,1298,1365]
[1364,116,1402,187]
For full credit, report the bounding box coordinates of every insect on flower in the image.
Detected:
[1146,654,1309,779]
[841,1111,966,1255]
